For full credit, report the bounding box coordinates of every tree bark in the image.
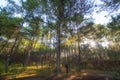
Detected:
[56,23,61,73]
[77,32,81,72]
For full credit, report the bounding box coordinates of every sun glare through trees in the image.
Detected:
[0,0,120,80]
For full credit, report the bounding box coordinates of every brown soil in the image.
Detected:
[0,72,112,80]
[46,73,112,80]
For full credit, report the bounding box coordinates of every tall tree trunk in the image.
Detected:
[56,23,61,73]
[77,32,81,72]
[56,0,65,74]
[25,37,34,66]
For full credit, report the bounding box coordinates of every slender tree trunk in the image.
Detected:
[56,0,65,74]
[56,23,61,73]
[9,30,20,56]
[52,51,56,68]
[77,32,81,72]
[71,46,74,68]
[5,59,9,73]
[4,30,20,73]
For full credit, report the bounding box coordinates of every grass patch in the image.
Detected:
[0,61,4,74]
[36,67,54,78]
[8,64,24,74]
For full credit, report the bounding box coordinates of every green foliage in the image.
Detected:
[8,64,23,74]
[0,61,4,74]
[22,0,40,12]
[108,15,120,31]
[111,67,120,80]
[107,15,120,42]
[36,68,54,78]
[0,10,22,38]
[38,44,52,54]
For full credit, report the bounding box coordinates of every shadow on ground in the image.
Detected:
[0,72,112,80]
[46,72,112,80]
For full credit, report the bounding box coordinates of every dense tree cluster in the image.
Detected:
[0,0,119,74]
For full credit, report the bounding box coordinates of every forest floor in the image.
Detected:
[45,73,112,80]
[0,69,112,80]
[0,65,113,80]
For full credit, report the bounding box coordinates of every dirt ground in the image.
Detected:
[46,73,112,80]
[9,73,112,80]
[0,69,113,80]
